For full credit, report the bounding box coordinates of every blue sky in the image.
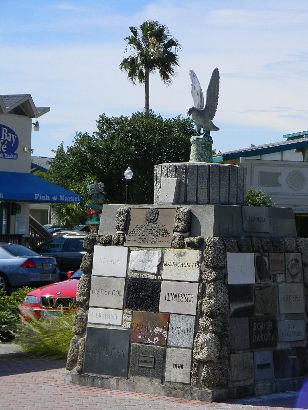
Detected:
[1,0,308,156]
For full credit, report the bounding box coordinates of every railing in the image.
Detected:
[0,234,44,250]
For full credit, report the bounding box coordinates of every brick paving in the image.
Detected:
[0,356,304,409]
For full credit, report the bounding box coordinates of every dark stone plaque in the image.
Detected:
[254,351,274,381]
[125,207,176,247]
[285,253,303,283]
[269,253,285,275]
[273,348,308,379]
[229,318,250,351]
[84,327,130,377]
[125,278,161,312]
[254,285,277,315]
[129,344,165,379]
[242,207,270,233]
[131,311,169,346]
[229,285,254,317]
[255,253,271,282]
[249,317,277,349]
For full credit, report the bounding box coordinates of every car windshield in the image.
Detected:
[1,243,39,257]
[71,270,83,279]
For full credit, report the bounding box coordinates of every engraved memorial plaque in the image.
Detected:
[255,253,271,282]
[165,348,192,384]
[84,327,130,376]
[278,283,305,314]
[159,281,199,315]
[167,314,195,348]
[125,208,176,247]
[277,319,306,342]
[273,348,308,378]
[125,278,161,312]
[229,285,254,317]
[229,318,250,351]
[249,317,277,349]
[242,207,270,233]
[92,245,128,277]
[254,285,277,315]
[227,253,255,284]
[129,344,165,379]
[88,307,122,326]
[285,253,303,283]
[254,351,274,381]
[269,253,285,274]
[161,249,201,282]
[89,276,125,309]
[128,250,162,274]
[131,311,169,346]
[230,352,254,385]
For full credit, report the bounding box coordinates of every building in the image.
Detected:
[213,131,308,236]
[0,94,80,238]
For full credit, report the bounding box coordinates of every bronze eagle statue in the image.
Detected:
[187,68,220,135]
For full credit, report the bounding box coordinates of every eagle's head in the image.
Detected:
[187,106,195,116]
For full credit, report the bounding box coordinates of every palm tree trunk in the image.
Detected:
[144,68,150,113]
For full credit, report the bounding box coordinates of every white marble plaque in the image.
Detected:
[167,314,195,348]
[165,348,192,384]
[227,252,256,284]
[88,307,122,326]
[277,319,306,341]
[278,284,305,314]
[159,281,199,315]
[161,249,201,282]
[128,250,162,274]
[92,245,128,277]
[89,277,125,309]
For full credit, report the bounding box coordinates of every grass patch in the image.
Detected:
[15,312,75,359]
[0,287,33,342]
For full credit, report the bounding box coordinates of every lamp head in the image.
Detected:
[124,166,133,180]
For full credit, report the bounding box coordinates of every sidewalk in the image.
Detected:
[0,351,303,410]
[0,343,22,357]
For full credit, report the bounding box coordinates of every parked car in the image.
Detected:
[20,269,82,320]
[34,234,86,276]
[0,242,60,292]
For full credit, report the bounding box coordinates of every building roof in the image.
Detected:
[0,94,50,118]
[213,133,308,162]
[31,156,52,172]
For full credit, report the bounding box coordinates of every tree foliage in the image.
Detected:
[245,189,274,207]
[47,112,194,225]
[120,20,181,112]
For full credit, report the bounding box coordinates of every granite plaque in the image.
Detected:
[125,278,161,312]
[230,352,254,385]
[254,351,274,381]
[255,254,271,282]
[89,277,125,309]
[285,253,303,283]
[129,250,162,274]
[167,314,195,348]
[227,253,255,284]
[242,207,270,233]
[129,344,165,379]
[125,208,176,247]
[161,249,201,282]
[92,245,128,277]
[277,319,306,342]
[159,281,199,315]
[229,318,250,351]
[88,307,122,326]
[131,311,169,346]
[278,283,305,314]
[273,348,308,378]
[254,285,277,315]
[249,317,277,349]
[269,253,285,274]
[165,348,192,384]
[84,327,130,376]
[229,285,254,317]
[159,177,179,204]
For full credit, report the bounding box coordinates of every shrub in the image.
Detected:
[0,287,32,342]
[15,312,75,359]
[245,189,273,207]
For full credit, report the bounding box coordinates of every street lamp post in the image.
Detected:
[124,167,133,203]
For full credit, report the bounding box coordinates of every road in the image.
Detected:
[0,354,305,410]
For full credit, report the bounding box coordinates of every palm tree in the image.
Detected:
[120,20,181,113]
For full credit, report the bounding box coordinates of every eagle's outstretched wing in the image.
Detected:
[189,70,204,109]
[205,68,220,120]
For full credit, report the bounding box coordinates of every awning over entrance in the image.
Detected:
[0,172,81,203]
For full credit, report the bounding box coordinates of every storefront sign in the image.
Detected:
[0,124,19,159]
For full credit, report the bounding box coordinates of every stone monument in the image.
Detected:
[65,69,308,402]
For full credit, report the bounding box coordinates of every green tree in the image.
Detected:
[47,112,194,225]
[120,20,181,112]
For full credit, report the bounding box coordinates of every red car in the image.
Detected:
[20,270,82,320]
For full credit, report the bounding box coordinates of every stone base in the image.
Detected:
[65,371,228,402]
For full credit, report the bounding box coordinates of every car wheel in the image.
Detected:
[0,273,9,292]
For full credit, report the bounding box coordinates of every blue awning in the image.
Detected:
[0,172,81,203]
